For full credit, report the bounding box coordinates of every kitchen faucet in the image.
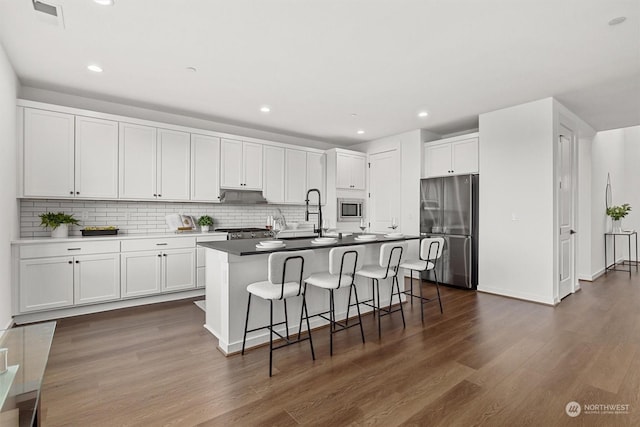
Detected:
[305,188,323,237]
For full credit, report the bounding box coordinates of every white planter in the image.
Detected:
[201,225,210,233]
[51,224,69,238]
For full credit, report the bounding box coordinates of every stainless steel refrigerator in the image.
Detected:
[420,174,478,289]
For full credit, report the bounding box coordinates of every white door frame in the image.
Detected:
[556,124,579,302]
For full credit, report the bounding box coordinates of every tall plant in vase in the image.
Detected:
[606,203,631,233]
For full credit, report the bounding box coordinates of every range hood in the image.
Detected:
[219,189,268,204]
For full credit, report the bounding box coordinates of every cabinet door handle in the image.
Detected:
[163,254,167,257]
[75,260,79,263]
[153,194,157,197]
[156,243,168,246]
[76,192,80,195]
[67,248,81,251]
[69,191,74,195]
[68,260,72,264]
[157,254,162,257]
[158,194,162,197]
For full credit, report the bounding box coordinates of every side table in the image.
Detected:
[604,231,639,276]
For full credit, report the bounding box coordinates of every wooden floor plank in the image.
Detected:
[39,272,640,426]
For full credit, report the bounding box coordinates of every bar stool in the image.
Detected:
[241,249,315,377]
[399,237,444,323]
[355,242,408,338]
[303,246,366,355]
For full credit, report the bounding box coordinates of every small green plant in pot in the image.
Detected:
[606,203,631,232]
[39,212,80,238]
[198,215,214,232]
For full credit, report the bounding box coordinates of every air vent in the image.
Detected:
[32,0,65,28]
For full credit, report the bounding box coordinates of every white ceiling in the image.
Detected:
[0,0,638,145]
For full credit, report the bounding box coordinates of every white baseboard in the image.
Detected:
[13,289,205,325]
[477,286,555,306]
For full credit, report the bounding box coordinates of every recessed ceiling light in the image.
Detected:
[418,111,429,118]
[357,130,365,135]
[186,66,197,72]
[87,64,103,73]
[260,106,271,113]
[351,113,357,117]
[608,16,626,26]
[93,0,114,5]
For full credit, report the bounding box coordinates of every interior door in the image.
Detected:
[369,149,399,232]
[558,130,576,300]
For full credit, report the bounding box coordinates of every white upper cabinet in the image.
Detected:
[220,138,244,189]
[243,142,263,190]
[191,134,221,202]
[336,152,366,190]
[157,129,190,201]
[119,123,157,199]
[423,133,479,178]
[263,145,285,203]
[75,116,119,199]
[220,139,263,190]
[119,125,190,200]
[285,149,307,204]
[22,109,119,199]
[23,109,75,198]
[306,152,326,198]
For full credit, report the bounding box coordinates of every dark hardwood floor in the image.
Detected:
[40,271,640,426]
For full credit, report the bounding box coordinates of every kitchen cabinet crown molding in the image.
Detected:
[16,99,327,154]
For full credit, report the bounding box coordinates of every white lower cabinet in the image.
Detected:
[120,251,162,298]
[74,254,121,304]
[121,248,196,297]
[19,257,75,313]
[15,235,221,317]
[162,249,196,292]
[19,252,120,312]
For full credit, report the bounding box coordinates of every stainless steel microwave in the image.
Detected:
[337,198,365,222]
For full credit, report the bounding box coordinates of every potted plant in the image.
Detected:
[606,203,632,233]
[39,212,80,238]
[197,215,214,232]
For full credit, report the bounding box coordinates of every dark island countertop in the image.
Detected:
[197,234,420,256]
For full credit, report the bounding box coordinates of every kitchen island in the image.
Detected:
[199,234,419,355]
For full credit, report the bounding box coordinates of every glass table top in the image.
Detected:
[0,322,56,427]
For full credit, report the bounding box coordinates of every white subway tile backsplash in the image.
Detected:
[20,199,307,238]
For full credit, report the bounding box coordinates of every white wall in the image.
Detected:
[19,86,336,151]
[0,42,19,329]
[590,128,626,276]
[623,126,640,233]
[577,133,592,279]
[478,98,556,304]
[587,125,640,278]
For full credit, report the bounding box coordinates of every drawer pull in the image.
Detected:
[67,248,82,251]
[156,243,168,246]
